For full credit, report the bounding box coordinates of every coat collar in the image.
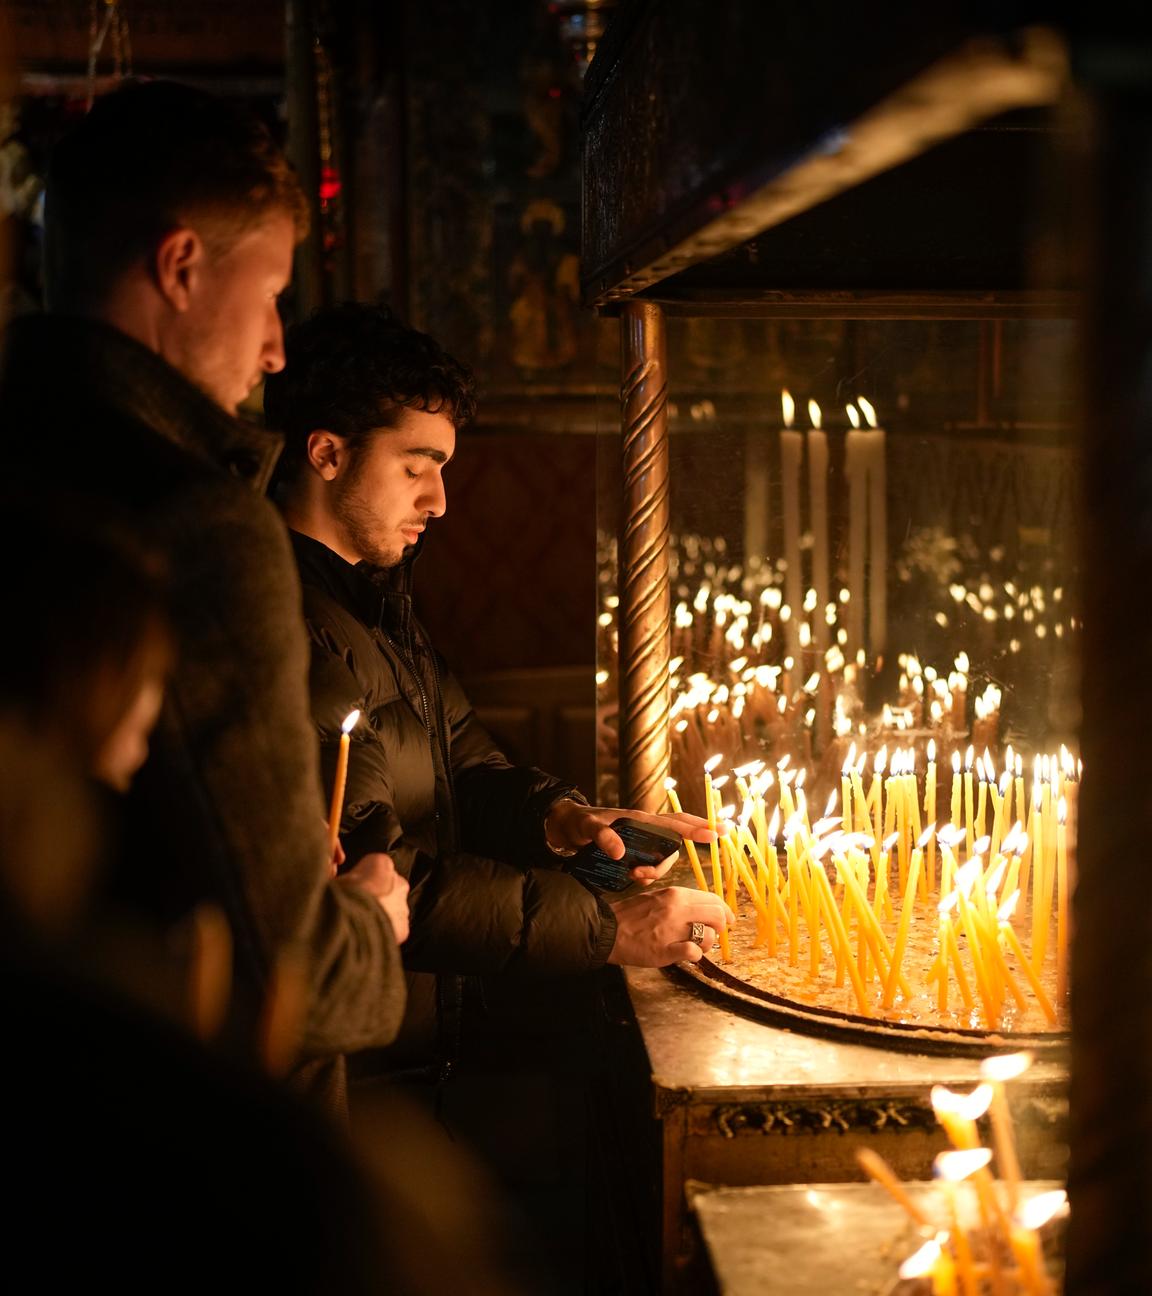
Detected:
[288,527,419,631]
[1,313,283,493]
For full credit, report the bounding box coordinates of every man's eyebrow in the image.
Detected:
[402,446,451,465]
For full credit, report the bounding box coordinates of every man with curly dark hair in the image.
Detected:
[266,302,730,1083]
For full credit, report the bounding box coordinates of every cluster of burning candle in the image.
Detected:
[666,740,1078,1028]
[667,643,997,795]
[858,1053,1067,1294]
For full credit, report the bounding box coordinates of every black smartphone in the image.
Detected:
[565,818,682,892]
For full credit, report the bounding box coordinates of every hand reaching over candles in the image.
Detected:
[607,886,734,966]
[338,852,410,946]
[544,798,716,882]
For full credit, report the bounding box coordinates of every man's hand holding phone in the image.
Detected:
[544,800,715,885]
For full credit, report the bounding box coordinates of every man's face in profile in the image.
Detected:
[180,212,296,414]
[329,409,456,568]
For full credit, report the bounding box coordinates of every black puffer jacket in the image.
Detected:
[290,531,618,1063]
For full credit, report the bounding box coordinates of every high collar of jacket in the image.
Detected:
[1,313,283,492]
[289,527,421,631]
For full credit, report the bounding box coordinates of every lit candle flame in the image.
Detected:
[981,1052,1033,1083]
[341,709,361,735]
[927,738,936,762]
[984,858,1008,898]
[931,1084,994,1121]
[998,889,1022,924]
[1017,1189,1069,1230]
[704,754,723,774]
[846,403,860,429]
[807,398,822,430]
[899,1238,943,1280]
[934,1148,993,1182]
[781,389,795,428]
[857,395,878,428]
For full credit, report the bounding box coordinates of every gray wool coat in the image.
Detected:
[0,314,405,1110]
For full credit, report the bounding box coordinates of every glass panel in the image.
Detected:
[597,315,1079,1033]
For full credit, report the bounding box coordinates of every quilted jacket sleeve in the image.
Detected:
[306,624,617,976]
[436,662,591,870]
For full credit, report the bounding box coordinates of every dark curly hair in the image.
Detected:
[264,302,477,479]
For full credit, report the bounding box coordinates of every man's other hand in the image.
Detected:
[338,852,410,945]
[544,799,715,883]
[606,886,733,967]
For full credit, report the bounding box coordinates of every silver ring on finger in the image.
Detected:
[690,921,705,945]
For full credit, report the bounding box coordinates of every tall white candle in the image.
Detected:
[806,399,829,656]
[845,403,867,656]
[858,395,887,655]
[779,390,803,666]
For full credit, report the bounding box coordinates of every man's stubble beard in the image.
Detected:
[331,464,403,569]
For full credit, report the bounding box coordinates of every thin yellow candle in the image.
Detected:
[1019,784,1038,923]
[836,851,912,999]
[950,749,961,828]
[932,1093,1011,1269]
[851,759,869,836]
[937,909,951,1014]
[932,1246,958,1296]
[720,826,739,917]
[1011,1191,1067,1296]
[955,867,999,1029]
[939,828,962,898]
[925,740,938,893]
[841,744,854,834]
[934,1148,992,1296]
[810,859,870,1013]
[703,757,731,962]
[855,1148,933,1227]
[1009,1225,1050,1296]
[998,892,1057,1025]
[808,848,823,981]
[1055,796,1068,1001]
[964,745,975,861]
[786,833,801,965]
[1029,782,1046,974]
[977,907,1029,1017]
[728,837,771,928]
[778,766,796,823]
[882,829,927,1007]
[975,756,988,844]
[665,781,710,892]
[989,778,1005,861]
[327,708,361,859]
[1003,831,1026,905]
[1000,758,1014,834]
[942,901,975,1014]
[981,1052,1032,1212]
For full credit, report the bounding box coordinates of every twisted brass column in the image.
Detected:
[618,301,670,812]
